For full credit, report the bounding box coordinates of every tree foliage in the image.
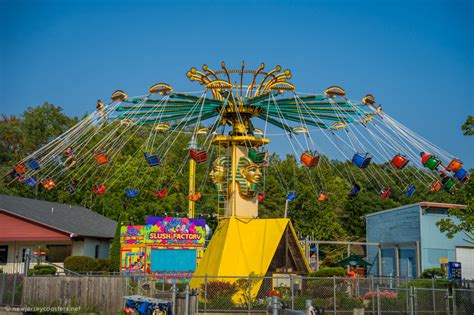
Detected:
[0,104,471,258]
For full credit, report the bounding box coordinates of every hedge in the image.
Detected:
[29,264,57,275]
[64,256,99,272]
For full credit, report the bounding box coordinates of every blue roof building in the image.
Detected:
[366,202,473,279]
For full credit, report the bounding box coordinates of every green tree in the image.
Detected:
[461,115,474,136]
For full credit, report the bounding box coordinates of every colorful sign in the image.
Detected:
[120,217,206,277]
[121,217,205,247]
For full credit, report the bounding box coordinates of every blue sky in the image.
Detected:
[1,0,473,166]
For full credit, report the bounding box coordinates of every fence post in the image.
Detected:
[185,284,190,315]
[376,284,380,315]
[162,273,165,291]
[410,286,415,315]
[11,273,18,306]
[333,276,336,314]
[432,277,436,313]
[172,279,176,315]
[370,276,375,315]
[452,288,456,315]
[204,274,208,312]
[248,274,251,313]
[446,288,450,315]
[290,274,294,310]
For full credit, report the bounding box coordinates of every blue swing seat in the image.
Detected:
[352,153,372,168]
[287,191,298,201]
[125,188,139,198]
[27,159,40,170]
[403,184,416,196]
[144,153,161,167]
[24,177,37,188]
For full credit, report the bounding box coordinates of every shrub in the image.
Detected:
[403,279,455,289]
[309,267,346,277]
[64,256,98,272]
[96,258,113,272]
[206,296,235,310]
[0,268,3,273]
[202,280,237,301]
[29,264,57,275]
[421,267,446,279]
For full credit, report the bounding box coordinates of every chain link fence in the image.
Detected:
[0,273,23,307]
[122,275,474,314]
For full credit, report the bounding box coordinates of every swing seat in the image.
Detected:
[430,180,442,192]
[258,192,266,202]
[15,163,27,175]
[318,192,329,202]
[348,183,361,198]
[189,149,207,163]
[300,151,320,168]
[154,189,168,199]
[441,176,456,192]
[390,154,409,169]
[24,177,37,188]
[95,152,109,165]
[188,192,202,201]
[446,158,463,172]
[454,168,469,183]
[144,153,161,167]
[286,191,298,201]
[249,148,267,164]
[403,184,416,196]
[352,153,372,168]
[93,184,107,195]
[125,188,139,198]
[27,159,40,170]
[379,188,392,199]
[420,153,440,170]
[41,178,56,190]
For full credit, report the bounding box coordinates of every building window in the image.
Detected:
[0,245,7,264]
[95,245,100,259]
[46,245,68,263]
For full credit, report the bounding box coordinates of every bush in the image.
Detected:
[206,295,235,310]
[96,258,113,272]
[421,267,446,279]
[309,267,346,277]
[403,279,455,289]
[64,256,98,272]
[0,268,3,273]
[202,280,237,301]
[29,264,57,275]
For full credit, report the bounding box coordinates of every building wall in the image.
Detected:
[420,211,468,270]
[72,238,111,258]
[366,204,420,276]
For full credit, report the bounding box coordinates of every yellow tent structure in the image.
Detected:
[190,217,310,299]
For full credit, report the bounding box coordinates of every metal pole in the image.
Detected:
[204,274,208,312]
[11,273,17,306]
[376,284,381,315]
[290,275,294,310]
[395,245,400,278]
[410,286,414,315]
[185,284,190,315]
[452,288,457,315]
[333,276,336,314]
[248,274,251,313]
[172,280,176,315]
[272,296,279,315]
[24,249,31,277]
[371,276,375,315]
[316,242,319,271]
[378,246,383,277]
[432,277,436,313]
[446,288,450,315]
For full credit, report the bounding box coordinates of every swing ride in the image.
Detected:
[7,61,470,212]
